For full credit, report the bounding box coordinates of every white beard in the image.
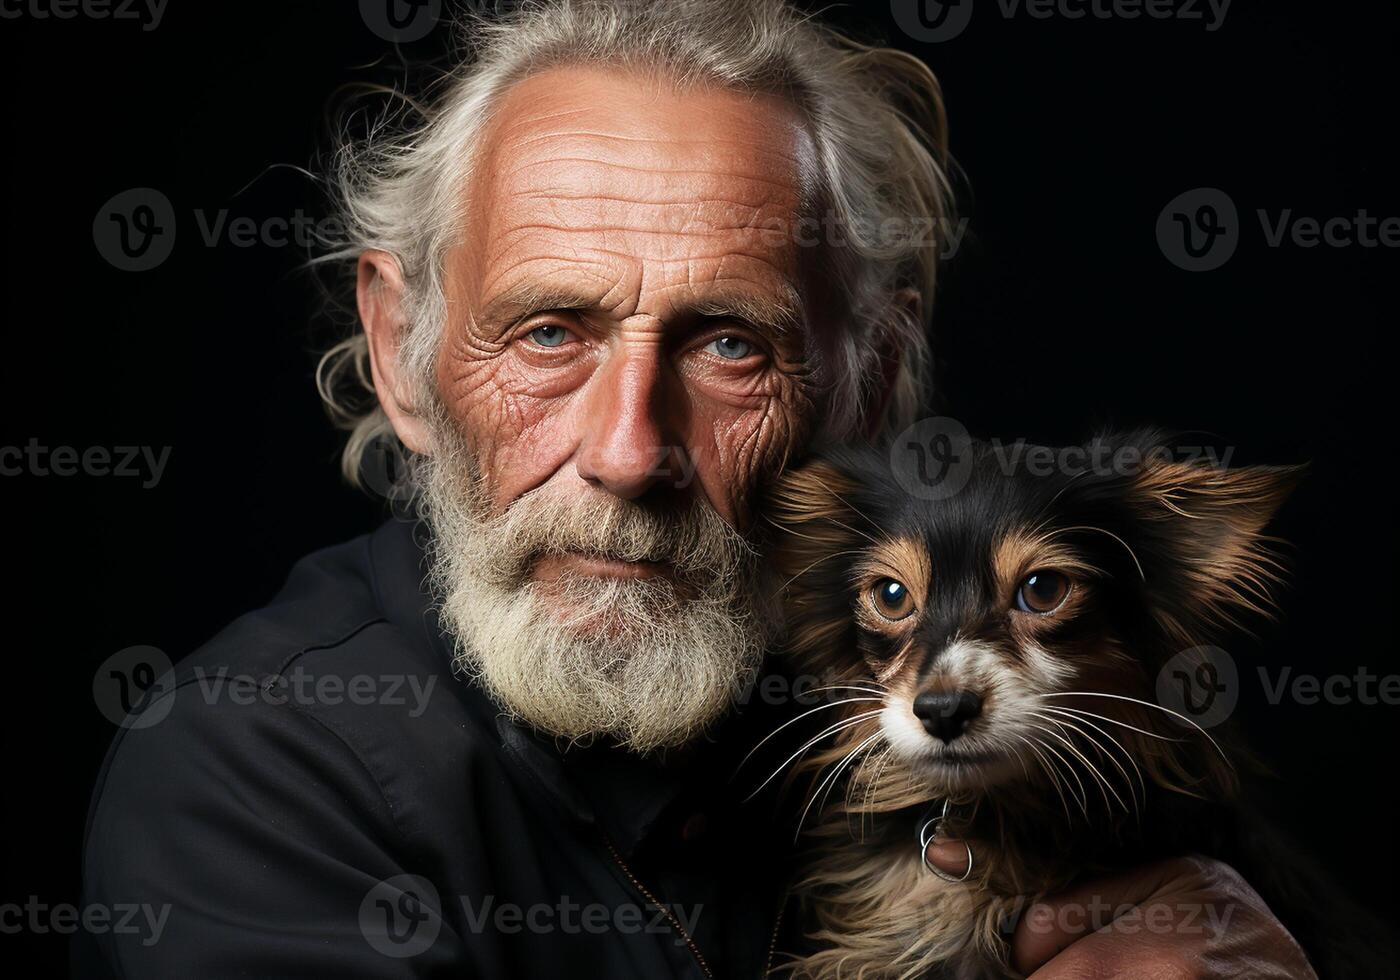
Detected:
[418,427,777,754]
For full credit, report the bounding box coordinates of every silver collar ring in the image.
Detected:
[917,798,974,883]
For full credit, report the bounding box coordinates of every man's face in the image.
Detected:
[411,67,826,750]
[440,66,819,530]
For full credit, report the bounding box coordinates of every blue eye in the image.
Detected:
[528,325,569,348]
[871,578,914,620]
[706,336,752,360]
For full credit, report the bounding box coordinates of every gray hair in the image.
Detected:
[317,0,953,488]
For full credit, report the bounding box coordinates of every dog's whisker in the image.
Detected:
[1003,737,1034,785]
[1042,704,1185,744]
[1045,525,1146,581]
[776,549,870,593]
[819,731,883,819]
[1030,711,1131,818]
[805,474,890,544]
[1031,709,1135,808]
[1016,731,1073,821]
[1013,732,1074,825]
[797,730,885,842]
[1032,714,1122,817]
[745,710,884,802]
[1040,467,1093,511]
[799,739,866,833]
[1025,726,1090,819]
[845,742,893,841]
[859,745,897,836]
[805,683,891,698]
[1039,692,1232,768]
[1037,705,1147,814]
[1048,718,1143,819]
[737,697,885,778]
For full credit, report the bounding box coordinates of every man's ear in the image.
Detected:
[863,287,922,440]
[358,249,431,454]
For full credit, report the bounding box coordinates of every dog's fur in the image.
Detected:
[762,431,1317,978]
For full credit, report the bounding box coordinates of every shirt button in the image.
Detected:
[679,813,708,842]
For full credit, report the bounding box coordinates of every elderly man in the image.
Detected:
[79,1,1314,976]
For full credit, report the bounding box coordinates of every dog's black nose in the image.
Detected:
[913,690,982,743]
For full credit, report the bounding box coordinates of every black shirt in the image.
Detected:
[76,517,796,979]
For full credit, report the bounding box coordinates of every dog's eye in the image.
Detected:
[871,579,915,620]
[1016,570,1071,614]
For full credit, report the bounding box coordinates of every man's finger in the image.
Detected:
[1009,857,1206,975]
[1019,926,1192,980]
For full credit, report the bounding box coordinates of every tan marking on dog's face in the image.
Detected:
[851,536,930,638]
[992,529,1044,595]
[992,528,1100,637]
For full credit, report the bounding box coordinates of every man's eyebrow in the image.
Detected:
[689,285,803,336]
[473,283,601,331]
[472,281,806,336]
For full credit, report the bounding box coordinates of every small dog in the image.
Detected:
[761,430,1307,979]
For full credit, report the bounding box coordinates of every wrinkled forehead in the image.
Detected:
[478,66,816,191]
[458,66,819,315]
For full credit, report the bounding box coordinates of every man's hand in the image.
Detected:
[925,839,1316,978]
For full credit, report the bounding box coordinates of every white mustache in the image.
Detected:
[414,430,778,753]
[472,481,755,587]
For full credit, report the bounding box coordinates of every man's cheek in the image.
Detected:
[693,401,799,526]
[436,354,572,506]
[483,424,578,510]
[438,333,510,412]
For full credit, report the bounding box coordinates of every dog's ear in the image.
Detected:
[763,455,874,660]
[1094,433,1305,644]
[765,456,866,583]
[767,455,861,529]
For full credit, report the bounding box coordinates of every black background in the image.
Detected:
[1,1,1392,975]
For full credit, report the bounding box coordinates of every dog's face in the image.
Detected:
[845,483,1108,791]
[767,433,1297,806]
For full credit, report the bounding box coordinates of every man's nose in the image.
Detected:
[912,690,982,744]
[574,343,685,500]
